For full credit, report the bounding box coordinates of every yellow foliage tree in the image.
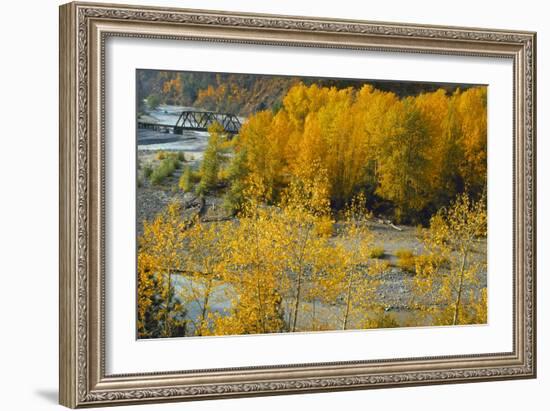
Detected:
[177,219,228,336]
[196,122,228,195]
[138,202,188,337]
[375,98,431,222]
[210,180,286,335]
[228,83,487,222]
[455,87,488,195]
[412,193,487,325]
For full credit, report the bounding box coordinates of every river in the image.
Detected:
[137,104,244,159]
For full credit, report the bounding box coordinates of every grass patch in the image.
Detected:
[179,165,200,192]
[369,246,385,259]
[156,150,186,162]
[142,163,153,179]
[395,248,416,272]
[150,157,181,185]
[414,253,449,274]
[314,217,334,237]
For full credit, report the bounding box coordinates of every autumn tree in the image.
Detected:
[235,110,285,201]
[276,165,332,331]
[178,218,228,336]
[312,193,388,330]
[210,178,286,335]
[138,202,189,337]
[413,89,457,210]
[350,85,401,188]
[146,94,161,110]
[163,76,182,95]
[375,98,431,222]
[222,146,249,213]
[412,193,487,325]
[178,165,196,193]
[137,252,162,337]
[454,87,488,196]
[227,83,487,222]
[196,122,228,195]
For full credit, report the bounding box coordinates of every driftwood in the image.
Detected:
[389,223,403,232]
[182,195,200,209]
[376,217,403,232]
[180,195,232,225]
[201,216,234,223]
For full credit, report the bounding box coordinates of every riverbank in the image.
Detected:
[136,146,487,332]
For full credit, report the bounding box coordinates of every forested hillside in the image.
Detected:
[137,70,481,117]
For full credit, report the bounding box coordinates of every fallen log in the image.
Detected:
[389,223,403,232]
[201,215,234,223]
[183,195,198,208]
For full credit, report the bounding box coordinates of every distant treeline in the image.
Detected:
[137,70,481,117]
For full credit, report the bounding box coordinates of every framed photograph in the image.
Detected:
[59,2,537,408]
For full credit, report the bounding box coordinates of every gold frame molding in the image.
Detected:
[59,2,537,408]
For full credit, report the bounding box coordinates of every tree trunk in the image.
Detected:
[342,272,354,330]
[198,277,213,336]
[291,270,303,332]
[164,271,173,336]
[312,300,317,330]
[291,225,312,332]
[256,276,266,333]
[452,252,468,325]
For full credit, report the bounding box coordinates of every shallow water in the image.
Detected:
[137,104,243,155]
[170,272,427,334]
[138,129,209,158]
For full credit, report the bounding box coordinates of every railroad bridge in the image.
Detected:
[137,110,242,135]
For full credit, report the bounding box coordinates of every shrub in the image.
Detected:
[146,94,161,110]
[222,149,249,213]
[369,246,385,259]
[414,254,437,273]
[150,158,179,185]
[194,180,207,198]
[143,163,153,179]
[414,253,449,276]
[373,313,399,329]
[179,165,198,192]
[156,151,167,160]
[223,179,246,214]
[363,312,400,329]
[396,249,416,272]
[197,123,227,194]
[171,157,182,170]
[217,167,230,182]
[370,260,391,275]
[314,216,334,237]
[176,151,186,162]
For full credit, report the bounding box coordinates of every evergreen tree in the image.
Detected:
[196,122,227,195]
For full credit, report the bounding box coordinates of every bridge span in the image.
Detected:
[137,110,242,135]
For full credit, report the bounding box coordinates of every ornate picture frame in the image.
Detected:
[59,1,536,408]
